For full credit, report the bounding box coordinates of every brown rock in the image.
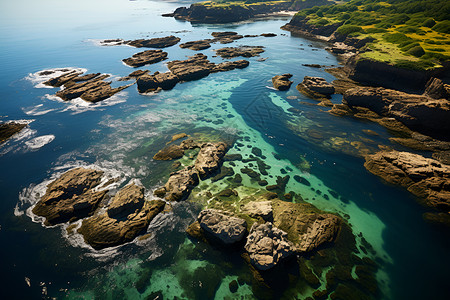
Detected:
[244,222,294,270]
[424,77,449,100]
[364,150,450,217]
[32,168,108,226]
[167,53,214,81]
[126,35,180,48]
[214,46,265,58]
[122,50,168,67]
[78,199,165,250]
[272,74,293,91]
[194,142,228,179]
[0,122,27,143]
[197,209,247,244]
[297,76,335,99]
[107,183,145,217]
[179,39,213,50]
[164,166,200,201]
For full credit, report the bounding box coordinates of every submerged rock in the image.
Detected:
[0,122,27,143]
[364,150,450,225]
[198,209,247,244]
[122,50,168,67]
[244,222,295,270]
[214,46,265,58]
[272,74,293,91]
[32,168,107,226]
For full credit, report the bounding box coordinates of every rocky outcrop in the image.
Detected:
[32,168,108,226]
[244,222,294,270]
[344,86,450,137]
[180,39,214,51]
[194,142,228,179]
[281,15,342,38]
[163,2,293,24]
[297,76,335,99]
[106,183,145,217]
[100,36,180,48]
[119,70,149,81]
[242,201,273,221]
[122,50,168,67]
[44,71,132,103]
[0,122,27,143]
[162,166,200,202]
[78,198,165,250]
[364,150,450,226]
[198,209,247,244]
[214,46,265,58]
[272,74,293,91]
[424,77,450,100]
[179,32,244,50]
[137,54,249,93]
[271,200,341,253]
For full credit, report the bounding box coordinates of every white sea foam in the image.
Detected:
[23,104,56,116]
[25,135,55,150]
[25,67,87,88]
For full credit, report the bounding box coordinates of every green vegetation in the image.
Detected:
[291,0,450,70]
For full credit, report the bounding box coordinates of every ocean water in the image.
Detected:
[0,0,449,299]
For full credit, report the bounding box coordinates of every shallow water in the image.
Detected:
[0,0,449,299]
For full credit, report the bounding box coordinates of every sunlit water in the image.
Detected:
[0,0,449,299]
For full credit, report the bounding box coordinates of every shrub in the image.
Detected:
[400,42,420,52]
[406,45,425,57]
[422,18,436,28]
[336,24,365,35]
[422,52,450,62]
[394,59,434,71]
[365,28,387,33]
[432,20,450,34]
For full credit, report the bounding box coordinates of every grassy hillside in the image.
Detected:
[195,0,331,11]
[292,0,450,70]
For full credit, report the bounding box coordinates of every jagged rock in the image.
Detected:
[194,142,227,179]
[122,50,168,67]
[163,166,200,201]
[153,144,185,160]
[119,70,149,81]
[424,77,449,100]
[297,76,335,99]
[167,53,215,81]
[244,222,294,270]
[78,199,165,250]
[126,35,180,48]
[107,183,145,217]
[364,150,450,223]
[242,201,273,221]
[214,46,265,58]
[344,86,450,136]
[197,209,247,244]
[213,60,249,72]
[272,74,293,91]
[32,168,108,226]
[45,72,132,103]
[211,31,244,43]
[137,71,179,93]
[272,200,341,253]
[0,122,27,143]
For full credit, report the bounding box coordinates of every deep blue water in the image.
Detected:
[0,0,449,299]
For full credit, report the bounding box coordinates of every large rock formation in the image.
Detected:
[242,200,273,221]
[194,142,227,179]
[344,86,450,137]
[137,54,249,93]
[271,200,341,253]
[163,166,200,202]
[214,46,265,58]
[244,222,295,270]
[44,71,132,103]
[272,74,293,91]
[424,77,450,100]
[106,183,145,217]
[32,168,108,226]
[78,197,166,250]
[364,150,450,225]
[297,76,335,99]
[101,36,181,48]
[198,209,247,244]
[122,50,168,67]
[0,122,27,143]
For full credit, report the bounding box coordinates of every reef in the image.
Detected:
[214,46,265,59]
[100,35,180,48]
[122,50,168,67]
[43,70,133,103]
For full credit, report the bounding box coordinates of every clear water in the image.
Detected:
[0,0,449,299]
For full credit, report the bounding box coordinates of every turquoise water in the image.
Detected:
[0,0,449,299]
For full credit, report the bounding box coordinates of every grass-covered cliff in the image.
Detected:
[286,0,450,70]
